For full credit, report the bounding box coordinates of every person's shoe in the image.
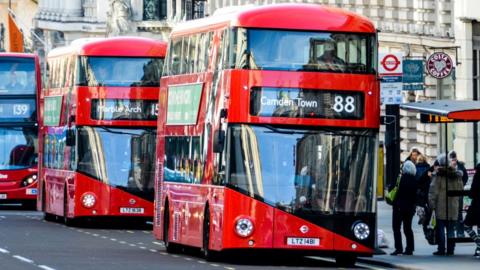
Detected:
[474,248,480,258]
[390,250,402,256]
[433,251,445,256]
[446,250,454,256]
[403,251,413,255]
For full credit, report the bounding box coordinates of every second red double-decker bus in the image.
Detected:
[38,37,167,224]
[154,4,379,265]
[0,53,41,208]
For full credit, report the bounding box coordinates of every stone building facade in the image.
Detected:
[32,0,480,168]
[0,0,39,52]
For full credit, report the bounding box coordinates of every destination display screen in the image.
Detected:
[250,87,364,119]
[0,99,35,122]
[91,99,158,121]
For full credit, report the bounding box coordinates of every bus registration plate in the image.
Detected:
[120,207,144,214]
[287,237,320,246]
[0,194,7,199]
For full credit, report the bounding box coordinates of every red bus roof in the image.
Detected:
[172,3,376,37]
[0,52,37,59]
[48,36,167,58]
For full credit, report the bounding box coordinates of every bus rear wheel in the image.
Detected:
[163,201,180,253]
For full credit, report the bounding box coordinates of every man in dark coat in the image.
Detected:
[390,160,418,255]
[464,163,480,258]
[429,154,464,255]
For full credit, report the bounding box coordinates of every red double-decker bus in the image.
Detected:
[0,53,41,208]
[38,37,167,225]
[154,4,379,265]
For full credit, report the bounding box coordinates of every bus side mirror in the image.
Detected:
[66,129,75,147]
[213,130,225,153]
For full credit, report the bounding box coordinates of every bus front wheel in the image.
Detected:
[63,188,76,227]
[202,205,219,261]
[335,255,357,267]
[163,201,180,253]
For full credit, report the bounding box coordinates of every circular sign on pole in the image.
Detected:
[427,52,453,79]
[381,54,401,72]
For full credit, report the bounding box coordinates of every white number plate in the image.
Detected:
[287,237,320,246]
[0,194,7,199]
[120,207,144,214]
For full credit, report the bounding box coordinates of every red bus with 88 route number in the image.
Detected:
[38,37,167,225]
[0,53,41,208]
[154,4,379,265]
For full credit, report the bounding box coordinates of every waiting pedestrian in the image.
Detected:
[429,154,464,255]
[405,147,421,164]
[390,160,417,256]
[415,156,434,230]
[449,150,468,237]
[464,163,480,258]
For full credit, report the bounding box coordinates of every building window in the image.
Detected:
[143,0,167,20]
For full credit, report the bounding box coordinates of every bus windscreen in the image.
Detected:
[77,57,164,87]
[236,29,376,74]
[0,127,37,170]
[0,58,36,95]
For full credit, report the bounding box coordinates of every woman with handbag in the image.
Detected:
[390,160,418,255]
[464,163,480,258]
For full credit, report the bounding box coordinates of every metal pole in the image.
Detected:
[445,122,450,249]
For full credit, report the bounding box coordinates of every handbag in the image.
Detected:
[424,211,437,245]
[385,176,400,205]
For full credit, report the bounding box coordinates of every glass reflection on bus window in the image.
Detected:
[227,125,376,214]
[235,28,375,74]
[0,58,36,95]
[77,57,164,87]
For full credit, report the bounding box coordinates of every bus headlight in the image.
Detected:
[352,221,370,240]
[235,218,254,237]
[81,193,96,208]
[20,174,38,187]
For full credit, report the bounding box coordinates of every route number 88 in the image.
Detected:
[332,96,355,113]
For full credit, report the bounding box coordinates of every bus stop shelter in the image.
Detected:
[400,100,480,244]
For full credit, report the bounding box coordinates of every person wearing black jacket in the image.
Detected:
[391,160,418,255]
[464,163,480,258]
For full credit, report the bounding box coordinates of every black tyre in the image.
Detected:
[335,255,357,267]
[163,201,180,253]
[63,188,76,227]
[202,206,220,261]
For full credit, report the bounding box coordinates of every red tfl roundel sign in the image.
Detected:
[427,52,453,79]
[381,54,401,72]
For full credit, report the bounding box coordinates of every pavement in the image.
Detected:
[361,201,480,269]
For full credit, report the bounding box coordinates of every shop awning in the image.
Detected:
[400,100,480,123]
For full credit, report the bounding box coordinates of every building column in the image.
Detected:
[454,18,475,167]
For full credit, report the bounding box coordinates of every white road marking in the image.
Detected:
[149,249,157,253]
[224,267,236,270]
[119,241,126,244]
[153,241,164,246]
[129,244,136,247]
[110,238,117,241]
[39,265,57,270]
[0,248,10,254]
[126,230,134,234]
[13,255,34,264]
[210,264,220,267]
[172,255,180,258]
[184,257,192,261]
[92,234,99,237]
[101,236,107,239]
[139,246,147,250]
